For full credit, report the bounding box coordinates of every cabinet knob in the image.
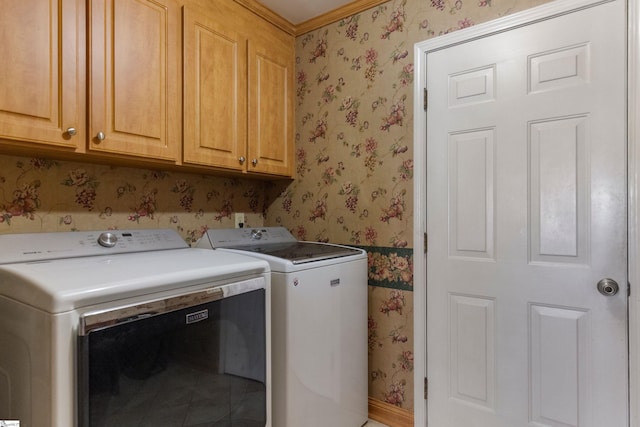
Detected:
[239,156,246,165]
[252,159,258,167]
[66,127,77,137]
[96,131,105,142]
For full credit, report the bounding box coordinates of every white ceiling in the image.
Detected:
[258,0,354,24]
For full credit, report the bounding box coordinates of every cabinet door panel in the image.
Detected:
[0,0,84,148]
[248,38,294,177]
[89,0,179,160]
[183,5,246,171]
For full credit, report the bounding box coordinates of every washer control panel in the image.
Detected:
[203,227,296,248]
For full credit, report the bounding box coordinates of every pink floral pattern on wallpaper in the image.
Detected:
[0,158,56,224]
[0,155,266,243]
[368,287,414,408]
[267,0,551,411]
[61,168,99,210]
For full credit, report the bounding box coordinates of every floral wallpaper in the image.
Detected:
[266,0,551,413]
[0,0,552,418]
[0,154,268,242]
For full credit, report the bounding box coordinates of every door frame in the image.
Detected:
[412,0,638,424]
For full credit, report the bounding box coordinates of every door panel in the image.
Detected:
[448,294,496,409]
[529,304,589,426]
[448,128,495,259]
[529,116,588,264]
[426,1,627,426]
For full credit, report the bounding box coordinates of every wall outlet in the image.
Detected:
[234,212,245,228]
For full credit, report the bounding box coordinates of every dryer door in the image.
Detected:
[77,277,267,427]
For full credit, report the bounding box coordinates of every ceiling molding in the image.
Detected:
[295,0,389,35]
[234,0,297,35]
[235,0,390,37]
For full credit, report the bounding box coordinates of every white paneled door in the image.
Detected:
[425,1,627,426]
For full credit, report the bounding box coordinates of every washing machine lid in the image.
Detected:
[202,227,362,264]
[0,229,270,313]
[238,241,361,264]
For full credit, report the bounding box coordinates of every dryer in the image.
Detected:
[0,229,271,427]
[198,227,368,427]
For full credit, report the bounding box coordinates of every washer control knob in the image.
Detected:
[97,232,118,248]
[250,229,263,240]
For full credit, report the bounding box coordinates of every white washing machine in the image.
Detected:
[198,227,368,427]
[0,229,272,427]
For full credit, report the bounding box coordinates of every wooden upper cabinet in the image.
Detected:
[0,0,85,149]
[0,0,293,178]
[183,2,295,177]
[88,0,180,161]
[248,36,294,177]
[183,5,247,171]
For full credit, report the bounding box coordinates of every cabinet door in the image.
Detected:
[0,0,84,149]
[248,36,294,177]
[183,5,247,171]
[89,0,179,161]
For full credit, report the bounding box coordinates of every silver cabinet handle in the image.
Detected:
[252,158,258,166]
[66,127,77,137]
[239,156,246,165]
[96,131,105,142]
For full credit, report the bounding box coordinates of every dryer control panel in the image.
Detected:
[0,229,188,264]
